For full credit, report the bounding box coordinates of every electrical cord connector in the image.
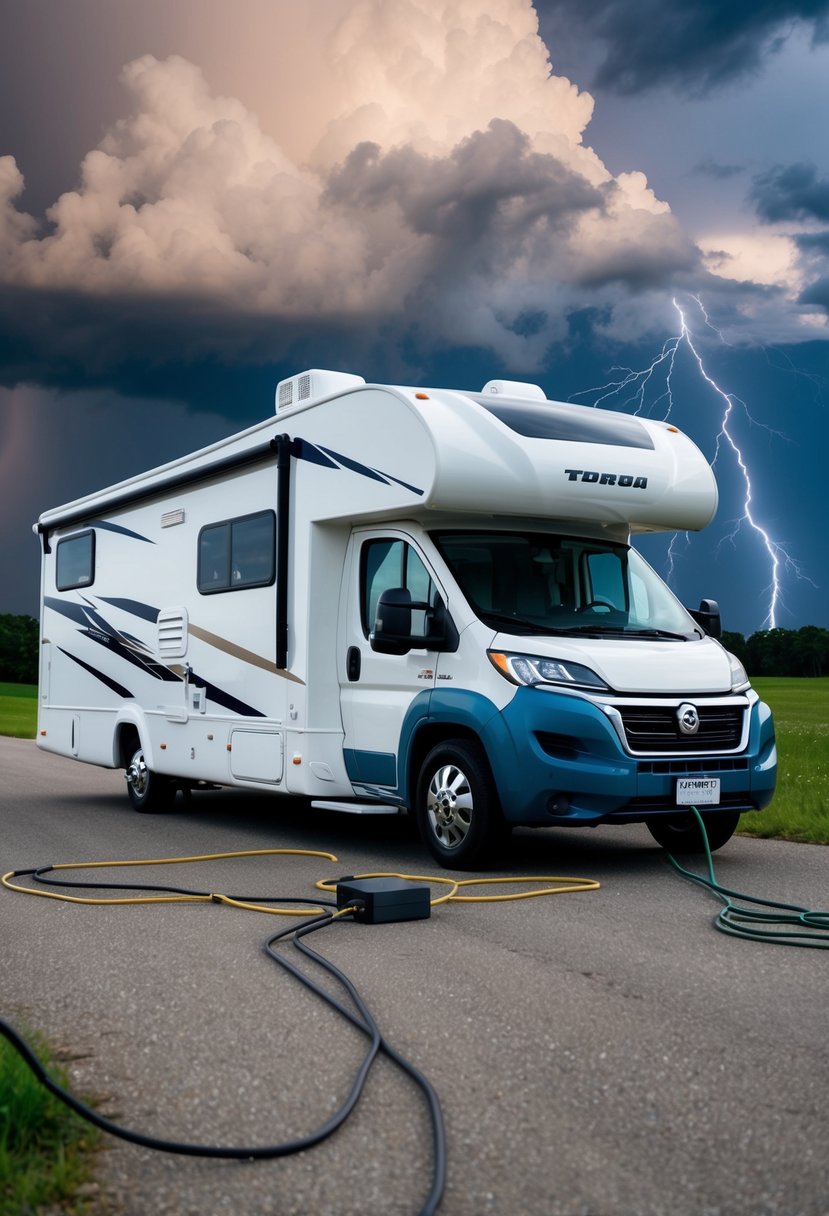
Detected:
[336,877,431,924]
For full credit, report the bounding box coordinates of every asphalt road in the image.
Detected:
[2,735,829,1216]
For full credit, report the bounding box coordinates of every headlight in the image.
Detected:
[726,650,751,693]
[488,650,609,690]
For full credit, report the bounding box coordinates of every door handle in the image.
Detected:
[346,646,361,682]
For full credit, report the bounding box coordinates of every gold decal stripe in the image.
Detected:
[188,624,305,685]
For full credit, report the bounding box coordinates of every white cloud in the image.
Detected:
[0,0,715,366]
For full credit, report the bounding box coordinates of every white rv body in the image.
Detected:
[36,372,776,866]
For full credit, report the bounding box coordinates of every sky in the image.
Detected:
[1,0,828,636]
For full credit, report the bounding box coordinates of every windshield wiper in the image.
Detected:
[544,625,691,640]
[479,611,568,636]
[622,628,690,641]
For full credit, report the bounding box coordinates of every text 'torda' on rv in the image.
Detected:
[35,369,776,868]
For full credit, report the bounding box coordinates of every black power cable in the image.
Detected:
[19,862,339,908]
[0,906,446,1215]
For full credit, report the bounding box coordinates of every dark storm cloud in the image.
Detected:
[750,162,829,223]
[0,282,378,415]
[325,121,602,261]
[537,0,829,94]
[795,230,829,252]
[799,275,829,311]
[0,101,702,400]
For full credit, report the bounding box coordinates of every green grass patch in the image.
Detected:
[0,1018,101,1215]
[0,682,37,739]
[739,677,829,845]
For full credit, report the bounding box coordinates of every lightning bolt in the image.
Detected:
[572,296,809,629]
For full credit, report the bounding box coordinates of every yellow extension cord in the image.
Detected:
[2,849,600,914]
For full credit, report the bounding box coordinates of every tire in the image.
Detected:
[125,746,174,813]
[416,739,507,870]
[646,809,741,854]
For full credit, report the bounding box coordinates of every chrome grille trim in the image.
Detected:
[599,694,751,757]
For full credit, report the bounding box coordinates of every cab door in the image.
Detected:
[338,530,440,796]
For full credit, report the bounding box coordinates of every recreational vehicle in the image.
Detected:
[35,371,777,867]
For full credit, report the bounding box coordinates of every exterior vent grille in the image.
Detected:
[618,704,744,753]
[638,757,749,775]
[274,369,366,414]
[157,607,188,659]
[161,508,186,528]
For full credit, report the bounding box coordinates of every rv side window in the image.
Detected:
[197,510,275,593]
[56,531,95,591]
[361,539,436,638]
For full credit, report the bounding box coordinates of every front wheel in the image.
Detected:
[416,739,508,870]
[125,746,174,813]
[646,810,741,854]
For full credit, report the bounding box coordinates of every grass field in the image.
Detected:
[739,677,829,844]
[0,1018,100,1215]
[0,682,37,738]
[0,677,826,841]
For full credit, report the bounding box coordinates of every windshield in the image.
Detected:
[433,531,699,639]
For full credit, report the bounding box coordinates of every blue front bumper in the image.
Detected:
[479,687,777,827]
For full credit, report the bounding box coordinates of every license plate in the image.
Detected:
[677,777,720,806]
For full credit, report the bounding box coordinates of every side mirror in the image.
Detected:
[689,597,721,639]
[370,588,414,655]
[370,589,458,655]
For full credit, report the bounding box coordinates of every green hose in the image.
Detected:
[667,807,829,948]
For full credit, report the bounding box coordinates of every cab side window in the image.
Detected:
[360,539,436,640]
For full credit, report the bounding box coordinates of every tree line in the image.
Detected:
[0,615,39,684]
[1,613,827,685]
[722,626,829,679]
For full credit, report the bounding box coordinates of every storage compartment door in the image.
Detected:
[229,730,284,783]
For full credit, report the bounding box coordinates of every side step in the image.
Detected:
[311,800,402,816]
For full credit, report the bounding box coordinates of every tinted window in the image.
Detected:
[198,511,275,593]
[360,538,436,639]
[435,530,696,637]
[471,395,654,450]
[56,531,95,591]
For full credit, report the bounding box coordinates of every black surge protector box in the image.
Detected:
[336,877,431,924]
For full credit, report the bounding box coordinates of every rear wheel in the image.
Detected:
[125,746,174,813]
[646,810,741,854]
[416,739,508,870]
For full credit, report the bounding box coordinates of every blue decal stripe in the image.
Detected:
[296,440,424,497]
[201,679,266,718]
[366,467,424,496]
[44,597,93,628]
[89,519,154,543]
[58,647,134,698]
[82,630,180,682]
[318,446,391,485]
[99,597,160,623]
[50,598,266,718]
[292,439,339,469]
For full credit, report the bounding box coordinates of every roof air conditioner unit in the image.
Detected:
[275,369,366,414]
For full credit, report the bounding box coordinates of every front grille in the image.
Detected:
[638,756,749,775]
[613,793,754,815]
[618,704,744,754]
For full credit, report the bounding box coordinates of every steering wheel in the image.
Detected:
[577,598,615,613]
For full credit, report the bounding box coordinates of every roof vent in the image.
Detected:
[275,369,366,414]
[481,379,547,402]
